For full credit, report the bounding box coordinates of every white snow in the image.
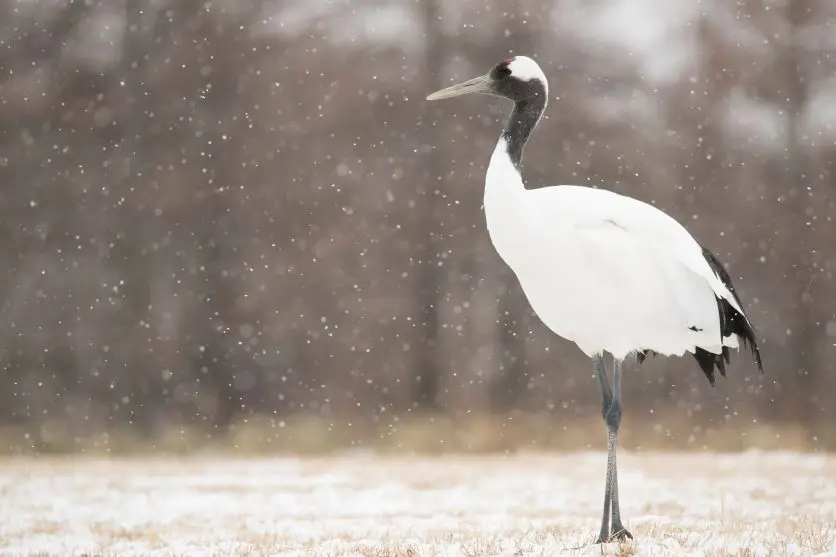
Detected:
[0,452,834,556]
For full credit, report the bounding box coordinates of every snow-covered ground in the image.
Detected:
[1,451,834,556]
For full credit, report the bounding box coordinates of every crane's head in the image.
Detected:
[426,56,548,104]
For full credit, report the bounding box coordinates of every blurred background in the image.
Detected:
[0,0,834,455]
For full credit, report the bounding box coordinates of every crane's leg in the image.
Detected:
[608,357,632,540]
[593,355,633,544]
[593,354,612,543]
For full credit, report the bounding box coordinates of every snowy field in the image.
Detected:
[1,452,834,557]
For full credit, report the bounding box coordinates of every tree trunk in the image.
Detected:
[784,0,819,434]
[489,25,538,412]
[491,281,529,412]
[411,0,445,411]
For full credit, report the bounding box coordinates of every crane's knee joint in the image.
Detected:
[604,400,622,432]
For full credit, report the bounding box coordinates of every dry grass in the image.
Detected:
[0,452,834,556]
[0,412,827,456]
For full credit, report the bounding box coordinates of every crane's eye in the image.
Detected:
[499,66,511,77]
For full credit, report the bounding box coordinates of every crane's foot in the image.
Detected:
[594,527,633,544]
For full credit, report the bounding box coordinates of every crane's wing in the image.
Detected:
[530,185,762,383]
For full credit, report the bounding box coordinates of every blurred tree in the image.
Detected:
[783,0,820,432]
[411,0,445,411]
[0,0,832,450]
[489,16,539,413]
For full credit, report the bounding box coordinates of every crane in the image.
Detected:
[426,55,763,543]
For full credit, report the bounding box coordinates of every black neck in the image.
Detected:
[501,94,547,171]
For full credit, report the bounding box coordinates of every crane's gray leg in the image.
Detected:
[593,355,633,544]
[593,354,612,544]
[608,357,632,540]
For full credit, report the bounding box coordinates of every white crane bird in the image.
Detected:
[426,56,763,543]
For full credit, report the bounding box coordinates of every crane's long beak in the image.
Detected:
[426,74,492,100]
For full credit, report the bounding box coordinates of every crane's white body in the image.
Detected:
[484,138,742,360]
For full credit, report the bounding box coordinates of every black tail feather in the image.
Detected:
[693,346,727,386]
[696,247,763,385]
